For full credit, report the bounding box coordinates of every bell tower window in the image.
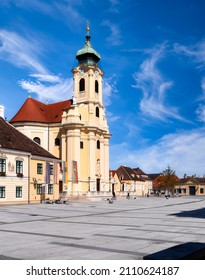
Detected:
[95,80,99,93]
[97,140,100,149]
[79,78,85,91]
[96,106,99,118]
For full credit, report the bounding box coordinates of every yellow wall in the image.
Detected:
[29,159,59,203]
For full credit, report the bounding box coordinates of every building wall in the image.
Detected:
[0,150,29,204]
[174,182,205,196]
[14,123,61,158]
[29,158,59,203]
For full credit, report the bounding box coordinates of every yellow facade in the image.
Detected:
[174,179,205,196]
[15,124,61,158]
[0,149,60,205]
[60,64,111,197]
[10,30,111,200]
[29,157,59,203]
[110,169,152,197]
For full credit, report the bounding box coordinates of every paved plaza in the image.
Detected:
[0,196,205,259]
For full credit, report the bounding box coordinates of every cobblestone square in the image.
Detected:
[0,196,205,259]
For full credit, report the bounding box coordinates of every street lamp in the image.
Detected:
[88,176,91,192]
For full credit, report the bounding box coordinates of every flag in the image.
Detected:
[72,160,78,184]
[54,161,58,184]
[45,162,50,184]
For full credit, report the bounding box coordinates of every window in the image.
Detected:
[37,163,43,174]
[50,164,53,175]
[96,107,99,117]
[200,188,204,194]
[80,141,84,149]
[95,80,99,93]
[55,138,60,146]
[0,186,5,198]
[33,137,41,145]
[48,184,53,194]
[79,78,85,91]
[0,158,6,174]
[16,160,23,175]
[97,140,100,149]
[16,186,22,198]
[37,184,42,195]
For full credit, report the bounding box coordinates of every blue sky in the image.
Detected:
[1,0,205,177]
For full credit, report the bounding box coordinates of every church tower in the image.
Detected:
[61,24,111,197]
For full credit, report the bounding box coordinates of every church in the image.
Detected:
[10,25,111,198]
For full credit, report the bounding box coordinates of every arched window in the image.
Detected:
[97,140,100,149]
[96,106,99,118]
[95,80,99,93]
[55,138,60,146]
[33,137,41,145]
[79,78,85,91]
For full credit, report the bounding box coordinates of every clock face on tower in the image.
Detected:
[79,68,85,75]
[95,70,99,77]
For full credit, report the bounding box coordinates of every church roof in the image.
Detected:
[0,117,57,159]
[10,98,72,124]
[76,26,100,66]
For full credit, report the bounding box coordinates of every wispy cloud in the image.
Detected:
[106,111,120,122]
[108,0,120,13]
[4,0,85,29]
[102,75,120,123]
[102,75,118,106]
[101,20,122,46]
[175,41,205,118]
[110,128,205,177]
[174,41,205,68]
[0,29,47,73]
[133,43,184,122]
[19,74,73,102]
[196,103,205,122]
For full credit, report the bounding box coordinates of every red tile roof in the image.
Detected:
[10,98,72,124]
[0,117,58,159]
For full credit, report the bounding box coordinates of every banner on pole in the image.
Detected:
[45,162,50,184]
[72,160,78,184]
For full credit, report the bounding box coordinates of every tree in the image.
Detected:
[157,166,178,194]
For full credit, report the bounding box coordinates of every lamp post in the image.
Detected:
[88,176,91,192]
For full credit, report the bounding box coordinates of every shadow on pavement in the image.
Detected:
[144,242,205,260]
[170,207,205,219]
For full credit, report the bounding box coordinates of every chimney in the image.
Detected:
[0,105,5,119]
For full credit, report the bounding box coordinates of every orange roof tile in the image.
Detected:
[10,98,72,124]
